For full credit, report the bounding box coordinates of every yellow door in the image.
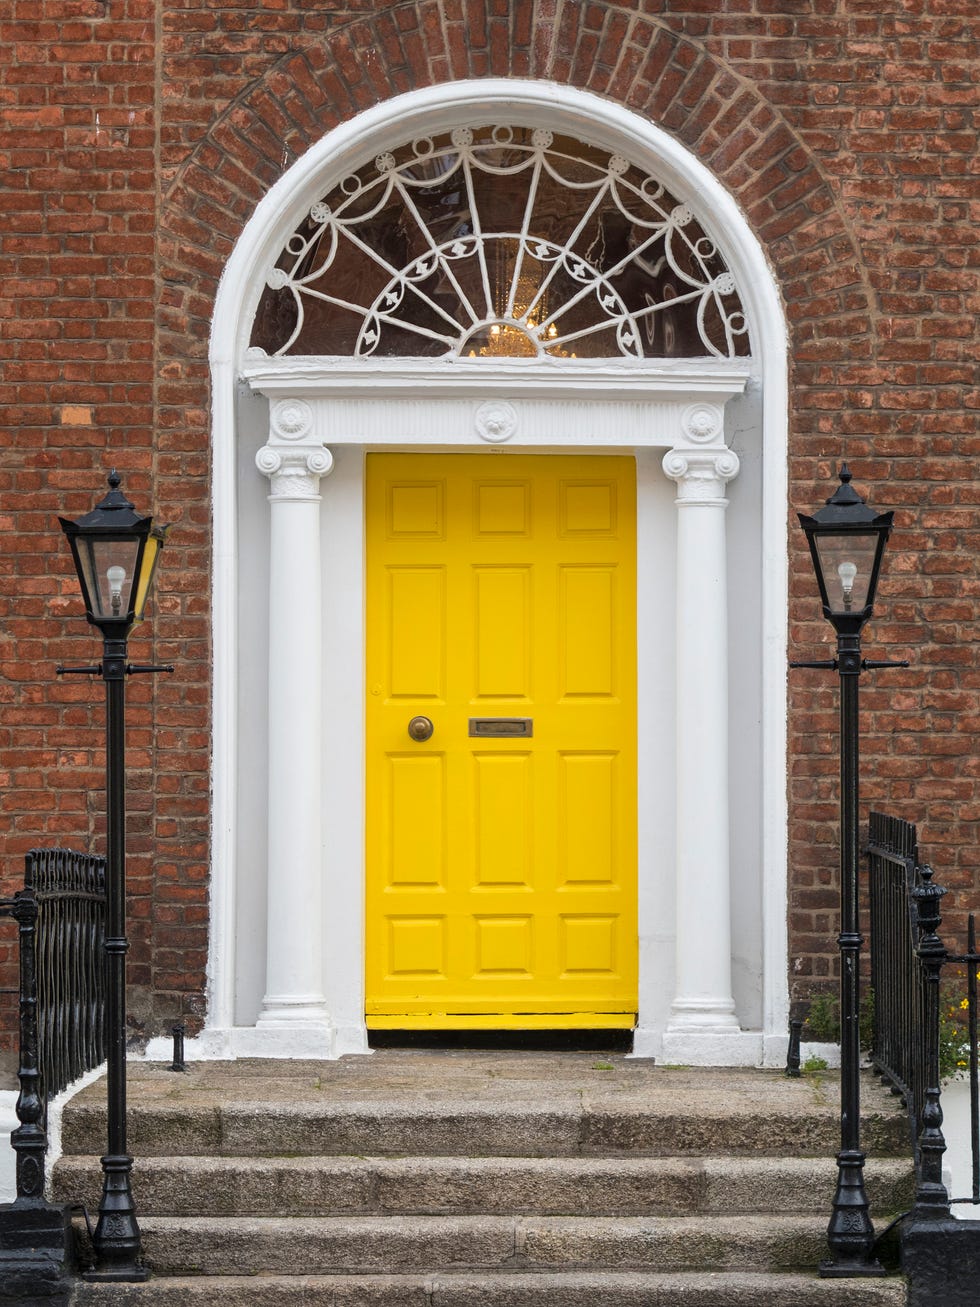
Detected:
[365,453,637,1029]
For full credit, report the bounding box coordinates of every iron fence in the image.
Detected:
[26,848,106,1101]
[867,810,972,1221]
[0,848,106,1204]
[866,811,980,1307]
[867,809,924,1136]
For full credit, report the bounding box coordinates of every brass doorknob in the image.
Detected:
[407,715,434,742]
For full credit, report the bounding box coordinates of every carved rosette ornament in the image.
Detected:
[681,402,724,444]
[475,400,518,443]
[256,444,334,501]
[270,398,315,441]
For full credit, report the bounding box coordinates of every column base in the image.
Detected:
[143,1022,373,1062]
[257,994,331,1025]
[226,1023,336,1059]
[630,1027,786,1067]
[660,1028,764,1067]
[667,996,740,1032]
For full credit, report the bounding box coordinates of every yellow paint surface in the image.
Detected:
[365,454,637,1028]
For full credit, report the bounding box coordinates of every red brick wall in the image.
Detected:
[0,0,211,1041]
[1,0,976,1042]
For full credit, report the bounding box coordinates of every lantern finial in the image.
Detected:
[823,464,865,511]
[94,470,135,514]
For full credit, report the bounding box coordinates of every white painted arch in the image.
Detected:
[185,79,789,1066]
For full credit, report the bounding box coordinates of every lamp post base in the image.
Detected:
[83,1268,150,1284]
[819,1149,887,1278]
[83,1152,149,1283]
[820,1260,887,1279]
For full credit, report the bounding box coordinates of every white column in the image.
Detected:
[250,398,334,1055]
[659,402,756,1064]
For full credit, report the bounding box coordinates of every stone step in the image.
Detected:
[68,1269,908,1306]
[59,1097,911,1160]
[53,1152,914,1219]
[89,1213,841,1277]
[58,1057,913,1160]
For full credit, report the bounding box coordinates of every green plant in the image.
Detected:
[938,986,972,1084]
[860,988,875,1052]
[805,992,839,1043]
[803,989,875,1052]
[805,982,976,1084]
[802,1055,829,1074]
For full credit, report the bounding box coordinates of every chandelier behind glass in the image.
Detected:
[250,126,750,362]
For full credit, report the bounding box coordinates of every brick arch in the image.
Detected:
[156,1,870,374]
[188,13,805,1045]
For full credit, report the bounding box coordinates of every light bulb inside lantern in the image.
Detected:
[837,560,857,610]
[107,564,126,615]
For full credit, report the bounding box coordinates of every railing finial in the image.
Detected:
[913,864,947,951]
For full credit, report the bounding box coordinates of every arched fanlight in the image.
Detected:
[251,125,750,362]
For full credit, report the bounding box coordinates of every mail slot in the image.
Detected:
[469,717,533,738]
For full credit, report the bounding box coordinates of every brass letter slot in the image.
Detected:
[469,717,533,738]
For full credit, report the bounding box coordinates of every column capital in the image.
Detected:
[256,396,333,501]
[256,443,334,501]
[662,446,740,506]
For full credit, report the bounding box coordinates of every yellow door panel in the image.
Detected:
[387,568,446,698]
[474,568,531,698]
[365,453,637,1029]
[559,752,617,887]
[473,752,532,887]
[561,567,617,696]
[386,754,445,887]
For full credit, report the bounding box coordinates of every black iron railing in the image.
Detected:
[868,810,923,1131]
[867,811,951,1219]
[0,848,106,1203]
[26,848,106,1101]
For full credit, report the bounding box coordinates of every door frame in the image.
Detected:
[195,79,790,1068]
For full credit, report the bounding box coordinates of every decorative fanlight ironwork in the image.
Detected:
[251,126,750,362]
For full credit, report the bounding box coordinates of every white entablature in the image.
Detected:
[241,355,751,450]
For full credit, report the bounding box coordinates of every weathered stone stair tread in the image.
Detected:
[53,1152,914,1217]
[69,1270,908,1305]
[59,1056,911,1158]
[130,1212,830,1275]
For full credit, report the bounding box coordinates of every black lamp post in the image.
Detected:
[58,471,170,1282]
[795,464,902,1277]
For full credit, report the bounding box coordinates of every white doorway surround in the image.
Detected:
[148,80,789,1068]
